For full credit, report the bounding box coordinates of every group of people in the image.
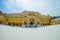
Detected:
[22,23,41,28]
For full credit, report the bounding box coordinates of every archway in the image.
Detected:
[0,22,1,24]
[8,22,10,25]
[13,23,15,26]
[30,21,34,25]
[24,21,27,25]
[16,23,18,26]
[20,23,22,26]
[29,18,34,25]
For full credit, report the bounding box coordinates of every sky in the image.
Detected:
[0,0,60,16]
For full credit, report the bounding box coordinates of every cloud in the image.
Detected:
[4,0,47,13]
[4,0,23,13]
[3,0,60,16]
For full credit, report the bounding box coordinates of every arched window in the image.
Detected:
[37,21,40,24]
[16,23,18,26]
[0,22,1,24]
[30,18,34,22]
[59,22,60,24]
[24,21,27,25]
[30,22,33,25]
[20,23,22,26]
[7,19,8,21]
[13,23,15,26]
[8,22,10,25]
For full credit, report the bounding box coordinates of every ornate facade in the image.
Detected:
[0,11,60,27]
[51,17,60,25]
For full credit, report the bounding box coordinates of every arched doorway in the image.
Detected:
[13,23,15,26]
[29,18,34,25]
[30,21,34,25]
[20,23,22,26]
[8,22,10,25]
[0,22,1,24]
[16,23,18,26]
[24,21,27,25]
[37,21,40,24]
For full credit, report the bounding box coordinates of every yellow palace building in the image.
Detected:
[0,11,60,27]
[51,17,60,25]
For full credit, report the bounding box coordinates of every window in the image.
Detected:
[24,22,27,25]
[7,19,8,21]
[16,23,18,26]
[20,23,22,26]
[30,18,34,22]
[30,22,33,25]
[37,21,40,24]
[41,20,49,22]
[59,22,60,24]
[8,22,10,25]
[24,16,27,17]
[0,22,1,24]
[29,13,35,16]
[13,23,15,26]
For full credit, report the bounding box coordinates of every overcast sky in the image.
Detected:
[0,0,60,16]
